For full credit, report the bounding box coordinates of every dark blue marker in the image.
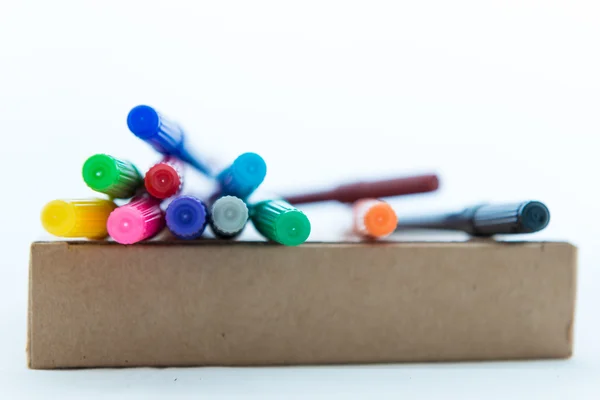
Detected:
[395,201,550,236]
[127,105,212,176]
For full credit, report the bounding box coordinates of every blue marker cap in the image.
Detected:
[165,196,208,239]
[217,152,267,199]
[127,105,184,155]
[127,105,159,139]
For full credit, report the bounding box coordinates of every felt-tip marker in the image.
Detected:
[127,105,213,175]
[145,157,184,199]
[41,198,116,239]
[353,199,398,238]
[394,201,550,236]
[215,152,267,200]
[107,195,165,244]
[210,196,249,238]
[165,196,208,240]
[82,154,143,199]
[282,174,440,205]
[250,199,311,246]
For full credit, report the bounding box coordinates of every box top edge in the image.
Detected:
[30,240,577,248]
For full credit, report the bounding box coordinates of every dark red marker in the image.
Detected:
[282,174,440,205]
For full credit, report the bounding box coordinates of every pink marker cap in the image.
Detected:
[107,196,165,244]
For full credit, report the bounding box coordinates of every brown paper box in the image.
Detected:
[27,240,577,369]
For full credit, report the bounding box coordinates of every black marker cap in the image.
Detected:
[519,201,550,233]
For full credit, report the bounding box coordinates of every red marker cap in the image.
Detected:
[144,157,184,199]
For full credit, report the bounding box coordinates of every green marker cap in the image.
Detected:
[82,154,143,199]
[250,200,311,246]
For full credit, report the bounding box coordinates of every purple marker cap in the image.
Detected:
[165,196,208,239]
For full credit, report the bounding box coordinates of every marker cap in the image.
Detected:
[107,196,164,244]
[217,153,267,199]
[210,196,249,237]
[127,105,160,139]
[127,105,184,154]
[353,199,397,238]
[145,158,183,199]
[165,196,208,239]
[472,201,551,235]
[82,154,142,199]
[41,199,116,239]
[519,201,550,233]
[251,200,311,246]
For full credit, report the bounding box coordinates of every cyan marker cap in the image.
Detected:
[216,152,267,200]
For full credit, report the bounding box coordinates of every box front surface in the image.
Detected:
[28,241,576,369]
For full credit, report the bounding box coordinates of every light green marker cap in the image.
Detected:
[250,200,311,246]
[82,154,142,199]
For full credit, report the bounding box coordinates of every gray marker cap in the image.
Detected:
[211,196,249,237]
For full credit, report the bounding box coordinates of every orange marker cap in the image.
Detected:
[353,199,398,238]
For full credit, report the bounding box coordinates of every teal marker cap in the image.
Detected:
[216,152,267,199]
[250,200,311,246]
[82,154,143,199]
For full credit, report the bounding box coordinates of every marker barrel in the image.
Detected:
[395,201,550,236]
[82,154,142,199]
[353,199,398,238]
[283,174,440,205]
[145,157,184,199]
[107,195,164,244]
[41,199,116,239]
[216,153,267,200]
[209,196,249,238]
[250,200,311,246]
[165,196,208,239]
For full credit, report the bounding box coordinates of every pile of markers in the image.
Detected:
[41,105,552,245]
[41,105,311,246]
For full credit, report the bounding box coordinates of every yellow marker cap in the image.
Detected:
[353,199,398,238]
[41,199,117,239]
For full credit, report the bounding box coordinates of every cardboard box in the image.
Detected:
[27,240,577,369]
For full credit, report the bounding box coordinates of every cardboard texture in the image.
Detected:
[28,240,577,369]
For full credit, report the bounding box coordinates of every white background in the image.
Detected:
[1,0,599,398]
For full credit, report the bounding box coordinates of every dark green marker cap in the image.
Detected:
[251,200,311,246]
[82,154,142,199]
